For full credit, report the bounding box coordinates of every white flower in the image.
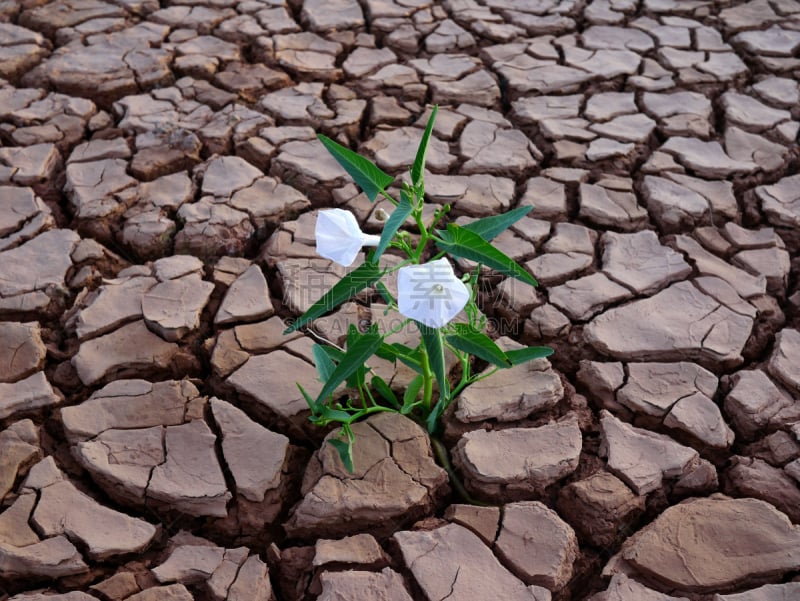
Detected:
[397,258,470,329]
[315,208,381,267]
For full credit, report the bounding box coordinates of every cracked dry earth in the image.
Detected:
[1,0,800,600]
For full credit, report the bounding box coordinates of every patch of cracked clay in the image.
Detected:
[3,1,800,600]
[61,380,293,536]
[285,413,448,539]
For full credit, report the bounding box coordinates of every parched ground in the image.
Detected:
[1,0,800,599]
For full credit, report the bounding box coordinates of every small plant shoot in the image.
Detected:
[285,106,552,472]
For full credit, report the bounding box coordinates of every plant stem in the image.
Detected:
[471,367,500,384]
[450,366,500,399]
[379,189,399,206]
[412,211,429,263]
[385,317,412,337]
[383,258,413,273]
[357,382,368,410]
[430,436,492,507]
[364,383,378,407]
[449,349,471,398]
[427,204,449,232]
[419,345,434,413]
[353,405,399,420]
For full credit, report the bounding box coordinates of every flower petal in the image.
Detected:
[315,209,366,267]
[397,258,469,329]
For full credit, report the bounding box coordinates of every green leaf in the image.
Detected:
[376,281,395,306]
[462,205,532,241]
[419,322,449,400]
[445,324,511,368]
[401,374,424,415]
[505,346,554,365]
[309,404,354,425]
[372,190,413,263]
[328,425,355,474]
[315,325,384,405]
[329,439,353,472]
[376,342,422,373]
[345,325,369,389]
[436,223,538,287]
[297,383,319,413]
[316,344,366,390]
[312,344,337,382]
[371,376,400,409]
[284,261,383,334]
[425,395,447,434]
[412,105,438,187]
[318,134,394,202]
[317,345,345,362]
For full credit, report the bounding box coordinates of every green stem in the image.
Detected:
[383,258,413,273]
[430,436,492,507]
[352,405,399,420]
[450,366,499,399]
[412,211,429,263]
[471,367,500,385]
[357,382,368,410]
[364,383,378,407]
[449,350,471,399]
[419,345,434,413]
[379,189,399,206]
[427,204,450,232]
[385,317,412,337]
[450,380,470,400]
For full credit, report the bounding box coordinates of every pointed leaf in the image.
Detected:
[372,190,414,263]
[462,205,532,241]
[418,322,449,400]
[297,383,319,413]
[412,105,438,187]
[318,134,394,201]
[375,342,399,362]
[505,346,554,365]
[376,342,423,373]
[346,325,369,388]
[312,344,337,382]
[425,395,447,435]
[436,223,538,287]
[445,324,511,368]
[317,345,345,362]
[376,281,396,306]
[316,344,362,391]
[284,261,383,334]
[329,438,354,472]
[315,325,383,405]
[401,374,424,415]
[371,376,400,409]
[309,405,353,424]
